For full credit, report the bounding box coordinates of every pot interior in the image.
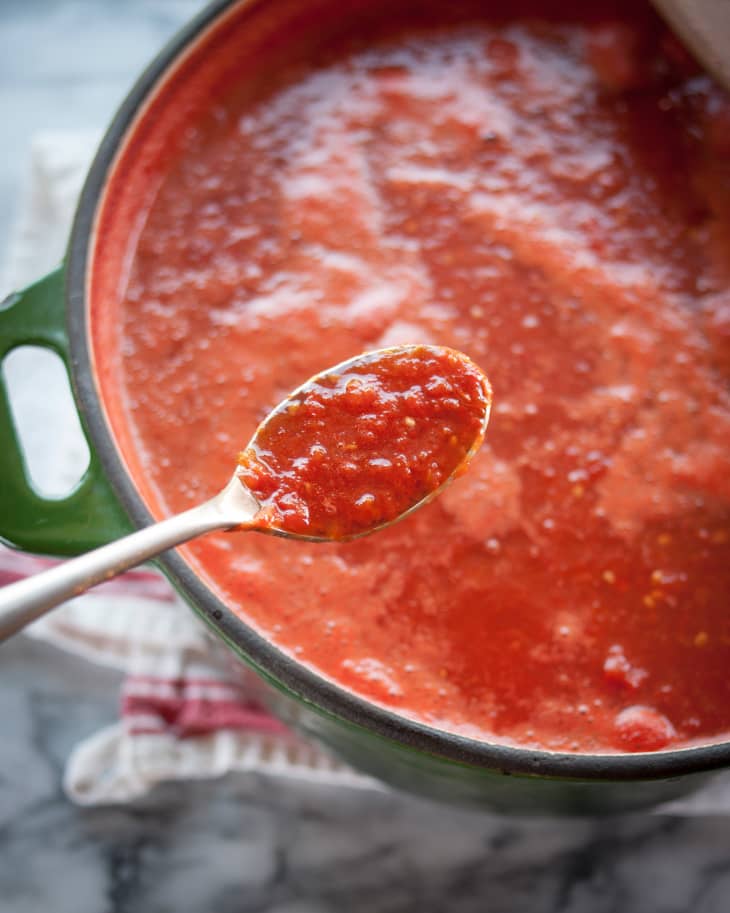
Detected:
[78,0,730,773]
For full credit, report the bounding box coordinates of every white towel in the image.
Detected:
[1,130,375,805]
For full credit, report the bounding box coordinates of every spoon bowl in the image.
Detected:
[237,344,492,541]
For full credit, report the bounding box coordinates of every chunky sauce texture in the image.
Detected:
[238,346,490,539]
[119,0,730,752]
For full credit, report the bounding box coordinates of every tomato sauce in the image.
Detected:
[118,0,730,753]
[238,346,490,540]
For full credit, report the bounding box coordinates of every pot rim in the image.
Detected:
[65,0,730,783]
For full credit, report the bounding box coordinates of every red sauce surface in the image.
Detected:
[238,346,490,539]
[118,0,730,753]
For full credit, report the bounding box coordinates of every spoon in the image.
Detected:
[0,344,491,644]
[651,0,730,92]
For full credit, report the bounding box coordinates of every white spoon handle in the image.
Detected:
[0,476,258,644]
[652,0,730,91]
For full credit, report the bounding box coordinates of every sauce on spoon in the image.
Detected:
[237,345,492,540]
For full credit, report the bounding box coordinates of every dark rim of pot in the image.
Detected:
[66,0,730,783]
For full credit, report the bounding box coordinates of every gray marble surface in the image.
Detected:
[2,2,730,911]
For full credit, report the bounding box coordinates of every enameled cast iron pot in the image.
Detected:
[2,0,729,815]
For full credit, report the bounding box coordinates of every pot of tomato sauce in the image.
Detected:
[1,0,729,815]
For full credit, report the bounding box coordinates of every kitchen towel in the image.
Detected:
[0,129,376,805]
[2,130,729,813]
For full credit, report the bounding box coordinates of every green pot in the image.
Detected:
[1,0,728,815]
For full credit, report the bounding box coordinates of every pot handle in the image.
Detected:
[0,267,133,557]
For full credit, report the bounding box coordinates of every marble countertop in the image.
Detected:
[2,2,730,911]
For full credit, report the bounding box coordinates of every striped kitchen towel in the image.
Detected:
[0,130,375,803]
[0,544,374,805]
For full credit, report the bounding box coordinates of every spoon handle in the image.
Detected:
[0,485,251,644]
